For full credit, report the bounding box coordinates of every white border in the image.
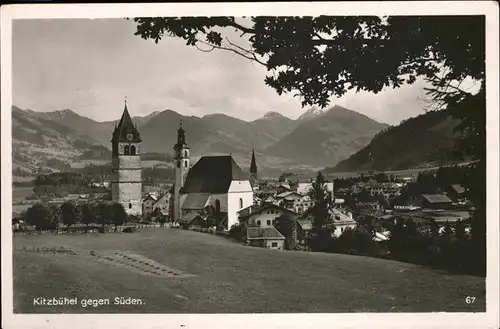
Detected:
[1,2,499,329]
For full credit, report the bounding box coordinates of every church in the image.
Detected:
[173,122,255,230]
[110,100,256,227]
[111,100,143,216]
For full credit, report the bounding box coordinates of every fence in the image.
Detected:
[13,223,166,235]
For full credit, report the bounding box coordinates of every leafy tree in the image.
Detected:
[308,171,331,230]
[60,201,80,229]
[108,202,128,230]
[274,214,297,250]
[335,226,377,256]
[95,202,110,232]
[25,203,52,231]
[157,215,167,227]
[132,16,484,160]
[80,203,96,232]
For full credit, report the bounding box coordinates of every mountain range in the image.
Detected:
[12,104,388,178]
[326,109,466,172]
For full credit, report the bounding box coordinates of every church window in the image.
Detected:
[239,198,243,209]
[124,145,130,155]
[184,150,188,157]
[215,199,221,213]
[184,160,188,168]
[130,145,136,155]
[129,203,132,209]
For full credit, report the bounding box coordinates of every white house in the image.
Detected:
[298,207,357,238]
[238,203,295,250]
[238,203,297,228]
[329,207,357,237]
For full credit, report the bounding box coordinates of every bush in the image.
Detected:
[334,227,378,256]
[229,223,245,241]
[309,228,334,252]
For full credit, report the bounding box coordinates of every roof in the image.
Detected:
[240,203,297,220]
[451,184,466,194]
[181,155,249,194]
[421,194,453,204]
[247,227,285,240]
[275,191,295,199]
[297,218,313,231]
[182,193,210,210]
[178,212,202,225]
[111,103,141,143]
[143,193,158,202]
[278,183,291,190]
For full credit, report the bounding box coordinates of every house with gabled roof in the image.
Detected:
[238,203,297,228]
[421,194,454,209]
[246,226,285,250]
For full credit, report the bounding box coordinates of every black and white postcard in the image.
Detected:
[1,2,499,329]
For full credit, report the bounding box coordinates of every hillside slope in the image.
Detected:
[12,106,110,177]
[266,105,388,166]
[327,109,463,172]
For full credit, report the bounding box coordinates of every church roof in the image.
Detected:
[182,193,210,210]
[112,102,141,143]
[181,155,249,194]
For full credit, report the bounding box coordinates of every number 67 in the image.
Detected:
[466,296,476,304]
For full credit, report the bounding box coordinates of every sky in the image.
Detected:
[13,18,432,125]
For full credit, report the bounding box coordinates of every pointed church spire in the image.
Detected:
[176,119,187,147]
[250,146,257,175]
[111,97,141,143]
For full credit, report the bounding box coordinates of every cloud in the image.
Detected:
[13,18,429,125]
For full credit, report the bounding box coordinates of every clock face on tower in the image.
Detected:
[126,133,133,141]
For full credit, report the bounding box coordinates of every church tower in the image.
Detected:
[173,120,190,222]
[250,147,258,187]
[111,99,142,216]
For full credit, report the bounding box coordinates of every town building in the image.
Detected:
[238,203,297,228]
[421,194,454,210]
[297,181,334,200]
[246,227,286,250]
[143,191,171,218]
[238,203,296,250]
[172,122,254,230]
[111,99,143,216]
[297,207,357,240]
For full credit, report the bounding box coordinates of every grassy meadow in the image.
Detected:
[12,228,485,313]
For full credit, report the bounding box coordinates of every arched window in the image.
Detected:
[184,150,188,157]
[215,199,221,213]
[239,198,243,209]
[130,145,136,155]
[124,145,130,155]
[184,160,188,168]
[129,203,132,209]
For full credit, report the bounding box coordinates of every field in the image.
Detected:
[13,228,485,313]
